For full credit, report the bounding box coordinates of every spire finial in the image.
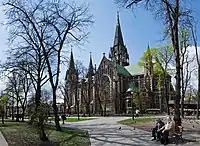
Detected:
[103,52,105,56]
[90,52,92,58]
[70,45,73,53]
[147,42,150,50]
[117,11,120,24]
[94,64,97,72]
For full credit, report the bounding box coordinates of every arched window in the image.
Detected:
[128,100,131,107]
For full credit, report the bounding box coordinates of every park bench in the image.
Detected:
[170,126,183,144]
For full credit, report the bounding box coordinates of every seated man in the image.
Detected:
[151,118,165,141]
[158,116,175,145]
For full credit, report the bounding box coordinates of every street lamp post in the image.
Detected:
[75,80,80,120]
[77,97,80,120]
[131,91,135,121]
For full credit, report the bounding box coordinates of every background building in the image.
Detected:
[65,13,175,116]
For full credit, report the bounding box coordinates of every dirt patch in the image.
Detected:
[125,121,155,132]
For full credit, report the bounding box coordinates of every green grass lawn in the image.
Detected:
[0,121,90,146]
[48,117,97,123]
[118,117,155,125]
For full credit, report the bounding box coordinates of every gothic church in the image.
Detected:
[65,13,174,115]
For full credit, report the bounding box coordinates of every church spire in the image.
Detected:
[69,48,76,71]
[109,12,129,66]
[145,44,153,75]
[113,12,124,47]
[86,52,94,78]
[65,48,76,80]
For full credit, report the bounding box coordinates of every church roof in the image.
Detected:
[116,64,131,76]
[125,64,144,76]
[115,64,144,77]
[126,82,137,92]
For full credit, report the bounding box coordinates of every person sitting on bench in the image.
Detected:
[157,116,175,145]
[151,118,165,141]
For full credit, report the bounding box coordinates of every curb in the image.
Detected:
[0,131,8,146]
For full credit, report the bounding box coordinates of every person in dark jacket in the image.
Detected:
[151,118,165,141]
[61,115,66,124]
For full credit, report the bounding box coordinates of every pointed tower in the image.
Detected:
[109,12,129,66]
[144,44,153,76]
[86,52,94,78]
[65,49,78,82]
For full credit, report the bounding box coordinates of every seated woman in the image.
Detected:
[151,118,165,141]
[157,116,175,145]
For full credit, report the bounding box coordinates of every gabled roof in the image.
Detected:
[116,64,131,76]
[125,64,144,76]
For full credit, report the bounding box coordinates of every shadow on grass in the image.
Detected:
[0,121,90,146]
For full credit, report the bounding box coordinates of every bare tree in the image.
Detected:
[115,0,193,128]
[59,60,87,118]
[3,0,93,131]
[58,82,69,115]
[179,28,196,118]
[191,25,200,119]
[180,52,195,118]
[1,43,50,140]
[5,71,23,122]
[154,46,174,115]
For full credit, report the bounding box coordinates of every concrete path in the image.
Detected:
[0,131,8,146]
[61,117,199,146]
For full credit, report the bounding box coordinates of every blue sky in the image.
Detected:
[0,0,200,83]
[73,0,200,67]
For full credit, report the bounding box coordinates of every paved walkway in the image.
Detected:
[0,131,8,146]
[61,117,200,146]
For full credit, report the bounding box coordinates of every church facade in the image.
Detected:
[65,14,175,115]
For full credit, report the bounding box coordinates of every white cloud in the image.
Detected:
[170,46,200,90]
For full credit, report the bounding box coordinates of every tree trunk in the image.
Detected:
[164,77,170,115]
[104,101,106,117]
[16,99,19,122]
[75,82,80,120]
[22,107,25,122]
[180,64,185,118]
[34,82,49,141]
[63,96,66,115]
[87,82,91,117]
[173,28,182,131]
[52,89,61,131]
[5,107,8,119]
[38,114,48,141]
[181,92,185,118]
[196,67,200,119]
[150,77,155,108]
[1,111,4,124]
[11,105,14,120]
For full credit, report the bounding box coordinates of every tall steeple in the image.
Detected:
[109,12,129,66]
[65,48,77,81]
[86,52,94,78]
[69,48,76,72]
[113,12,124,47]
[145,44,153,76]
